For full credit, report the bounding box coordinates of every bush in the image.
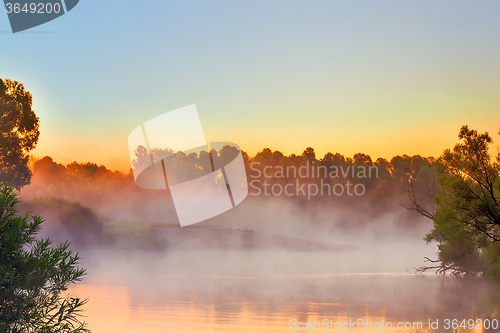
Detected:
[18,197,103,245]
[0,183,90,332]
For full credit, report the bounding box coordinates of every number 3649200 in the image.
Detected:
[443,318,499,330]
[5,3,62,14]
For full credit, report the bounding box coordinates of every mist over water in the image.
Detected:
[72,249,499,332]
[54,197,496,332]
[17,159,500,332]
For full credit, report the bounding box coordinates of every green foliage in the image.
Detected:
[0,184,90,332]
[482,241,500,281]
[424,125,500,279]
[19,197,103,235]
[0,78,40,189]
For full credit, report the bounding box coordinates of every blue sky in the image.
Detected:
[1,0,499,170]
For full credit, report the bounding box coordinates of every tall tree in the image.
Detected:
[0,78,40,189]
[408,125,500,278]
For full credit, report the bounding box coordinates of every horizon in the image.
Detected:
[2,1,499,172]
[29,125,499,173]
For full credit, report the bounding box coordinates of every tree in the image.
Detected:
[0,78,40,189]
[0,183,90,332]
[302,147,316,161]
[407,125,500,278]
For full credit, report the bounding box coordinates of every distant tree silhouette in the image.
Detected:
[33,157,68,187]
[302,147,316,161]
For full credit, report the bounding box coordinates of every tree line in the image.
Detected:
[25,128,500,280]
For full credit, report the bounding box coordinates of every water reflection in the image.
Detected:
[71,250,499,332]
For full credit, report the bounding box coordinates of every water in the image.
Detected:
[70,249,500,333]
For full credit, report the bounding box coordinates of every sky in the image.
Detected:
[1,0,500,172]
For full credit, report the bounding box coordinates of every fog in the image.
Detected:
[20,193,500,331]
[16,155,500,332]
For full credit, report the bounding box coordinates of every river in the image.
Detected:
[70,247,499,332]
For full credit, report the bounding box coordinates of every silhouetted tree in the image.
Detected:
[302,147,316,161]
[0,78,40,189]
[32,157,68,187]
